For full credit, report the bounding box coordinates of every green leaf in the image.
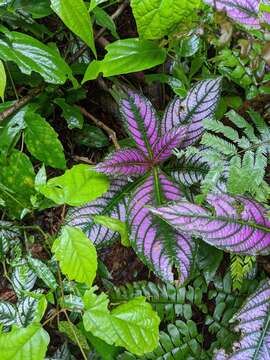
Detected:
[24,111,66,169]
[94,215,130,247]
[89,0,107,11]
[54,98,84,129]
[0,30,76,85]
[0,106,26,160]
[52,226,97,286]
[0,150,35,218]
[38,164,109,206]
[93,6,118,38]
[27,256,58,290]
[50,0,96,57]
[59,321,89,350]
[10,0,53,18]
[0,323,49,360]
[130,0,201,39]
[83,288,160,355]
[83,330,120,360]
[0,59,6,101]
[82,38,166,82]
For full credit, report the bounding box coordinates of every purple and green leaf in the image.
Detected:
[151,193,270,255]
[119,90,159,158]
[204,0,261,28]
[128,170,194,283]
[215,279,270,359]
[161,78,222,147]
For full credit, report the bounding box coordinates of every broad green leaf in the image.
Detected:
[38,164,109,206]
[54,98,84,129]
[0,59,6,101]
[27,256,58,290]
[52,226,97,286]
[24,111,66,169]
[83,288,160,355]
[0,150,35,218]
[50,0,96,56]
[131,0,201,39]
[94,215,130,247]
[89,0,108,11]
[82,38,166,82]
[58,321,89,350]
[0,323,49,360]
[83,331,121,360]
[0,30,76,85]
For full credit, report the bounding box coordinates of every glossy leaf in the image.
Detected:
[0,30,75,85]
[0,150,35,218]
[38,164,109,206]
[96,148,150,176]
[83,288,160,355]
[204,0,260,28]
[119,90,159,157]
[0,59,6,101]
[131,0,201,39]
[128,171,194,282]
[82,38,166,81]
[161,78,222,146]
[27,256,57,290]
[0,323,49,360]
[215,280,270,359]
[52,226,97,286]
[151,193,270,255]
[66,177,129,247]
[50,0,96,56]
[24,111,66,169]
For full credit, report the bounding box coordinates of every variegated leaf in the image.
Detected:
[128,170,194,283]
[161,78,222,146]
[11,260,37,298]
[0,301,16,326]
[95,148,150,176]
[204,0,260,28]
[0,221,20,259]
[152,126,186,164]
[16,296,39,327]
[215,279,270,359]
[119,90,159,158]
[66,178,130,247]
[151,193,270,255]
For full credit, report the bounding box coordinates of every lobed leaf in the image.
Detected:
[151,193,270,255]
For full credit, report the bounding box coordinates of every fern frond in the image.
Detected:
[230,254,256,290]
[226,110,259,144]
[203,118,240,142]
[201,133,237,156]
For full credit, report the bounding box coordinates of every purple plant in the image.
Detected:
[204,0,270,28]
[214,279,270,359]
[151,193,270,255]
[66,79,222,283]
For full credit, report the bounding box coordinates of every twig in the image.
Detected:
[77,105,120,150]
[70,0,129,63]
[73,155,96,165]
[0,86,43,123]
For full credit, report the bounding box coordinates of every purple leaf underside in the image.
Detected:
[215,280,270,359]
[120,91,159,157]
[128,171,194,283]
[161,78,222,147]
[95,148,150,176]
[151,193,270,255]
[66,178,128,247]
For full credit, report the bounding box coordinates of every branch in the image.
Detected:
[77,106,120,150]
[0,87,43,123]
